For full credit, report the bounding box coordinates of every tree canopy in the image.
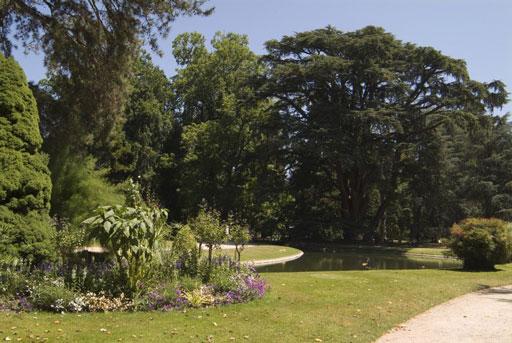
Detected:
[1,0,212,158]
[1,23,510,246]
[172,32,290,234]
[259,26,507,240]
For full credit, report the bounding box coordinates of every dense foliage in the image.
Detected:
[49,149,124,225]
[0,54,54,263]
[172,32,290,234]
[109,53,175,189]
[1,0,212,161]
[160,27,509,243]
[2,17,511,245]
[260,26,507,241]
[1,0,511,317]
[449,218,512,270]
[0,183,267,313]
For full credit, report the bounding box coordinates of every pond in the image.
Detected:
[257,250,462,272]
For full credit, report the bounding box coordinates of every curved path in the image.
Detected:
[207,244,304,266]
[376,285,512,343]
[248,250,304,267]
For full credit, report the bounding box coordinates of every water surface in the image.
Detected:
[258,251,461,272]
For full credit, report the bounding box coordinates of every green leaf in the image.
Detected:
[104,221,112,233]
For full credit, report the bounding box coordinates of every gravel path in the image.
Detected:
[249,251,304,266]
[201,244,256,250]
[375,285,512,343]
[200,244,304,266]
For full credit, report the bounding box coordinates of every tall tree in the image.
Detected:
[1,0,212,159]
[173,32,261,215]
[172,32,290,234]
[0,54,54,262]
[110,53,175,190]
[260,26,507,240]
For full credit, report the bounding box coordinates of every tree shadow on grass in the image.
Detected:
[496,298,512,303]
[444,267,504,273]
[479,286,512,295]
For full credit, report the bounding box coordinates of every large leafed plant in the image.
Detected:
[82,181,168,292]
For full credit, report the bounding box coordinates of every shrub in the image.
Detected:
[29,282,132,312]
[183,286,215,308]
[170,224,199,277]
[30,282,77,312]
[49,149,124,225]
[81,292,132,312]
[188,205,227,266]
[144,283,180,310]
[449,218,512,270]
[54,218,86,258]
[0,257,267,312]
[178,276,202,292]
[209,264,238,292]
[0,54,55,264]
[62,261,129,297]
[0,269,29,297]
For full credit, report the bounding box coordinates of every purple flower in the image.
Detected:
[225,290,243,303]
[244,276,267,298]
[175,260,183,270]
[18,296,33,311]
[146,289,168,310]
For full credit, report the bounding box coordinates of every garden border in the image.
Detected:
[248,250,304,267]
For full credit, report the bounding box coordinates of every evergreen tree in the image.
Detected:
[0,54,54,262]
[49,149,124,225]
[260,26,507,240]
[450,115,512,221]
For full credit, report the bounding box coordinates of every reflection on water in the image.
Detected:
[257,251,461,272]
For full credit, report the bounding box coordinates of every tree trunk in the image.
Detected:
[208,246,213,266]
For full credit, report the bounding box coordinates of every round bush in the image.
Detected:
[449,218,512,270]
[30,282,77,312]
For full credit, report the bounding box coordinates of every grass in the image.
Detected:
[215,245,302,262]
[317,244,453,259]
[2,265,512,342]
[405,247,450,256]
[215,243,450,263]
[290,243,450,258]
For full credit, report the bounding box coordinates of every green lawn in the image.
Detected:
[2,265,512,342]
[216,245,302,262]
[217,244,448,263]
[404,247,450,257]
[322,244,453,259]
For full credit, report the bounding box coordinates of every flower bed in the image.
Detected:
[0,257,267,313]
[0,182,267,313]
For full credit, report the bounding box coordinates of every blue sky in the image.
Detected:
[12,0,512,114]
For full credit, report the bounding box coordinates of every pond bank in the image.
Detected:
[249,250,304,266]
[284,242,455,260]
